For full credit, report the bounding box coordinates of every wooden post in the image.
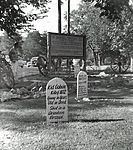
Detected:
[58,0,62,70]
[58,0,61,33]
[68,0,70,34]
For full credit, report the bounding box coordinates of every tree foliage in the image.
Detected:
[64,2,110,64]
[82,0,133,55]
[64,0,133,65]
[0,0,50,37]
[22,31,47,60]
[83,0,133,22]
[0,32,22,55]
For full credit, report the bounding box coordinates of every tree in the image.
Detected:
[0,0,50,37]
[64,0,133,68]
[83,0,133,22]
[22,31,47,60]
[64,2,111,65]
[0,0,49,88]
[0,32,23,56]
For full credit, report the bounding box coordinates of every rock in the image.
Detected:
[99,71,108,77]
[83,98,90,101]
[10,88,16,94]
[1,91,20,102]
[0,58,15,89]
[17,87,29,95]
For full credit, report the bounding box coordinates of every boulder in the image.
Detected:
[0,58,15,89]
[1,91,20,102]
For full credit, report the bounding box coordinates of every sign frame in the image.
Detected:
[47,32,86,72]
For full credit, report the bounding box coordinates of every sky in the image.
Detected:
[0,0,81,36]
[1,0,133,36]
[33,0,81,33]
[35,0,133,34]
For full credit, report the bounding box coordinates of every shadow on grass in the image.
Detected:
[68,99,133,112]
[0,98,46,110]
[0,86,133,131]
[89,87,133,99]
[70,118,125,123]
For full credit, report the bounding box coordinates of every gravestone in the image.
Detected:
[77,71,88,100]
[46,77,68,124]
[130,57,133,72]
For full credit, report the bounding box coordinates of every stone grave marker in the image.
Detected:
[77,71,88,100]
[46,77,68,124]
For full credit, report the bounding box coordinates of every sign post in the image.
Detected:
[46,78,68,124]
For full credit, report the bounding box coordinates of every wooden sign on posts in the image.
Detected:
[77,71,88,100]
[46,78,68,124]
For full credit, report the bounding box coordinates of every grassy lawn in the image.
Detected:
[0,73,133,149]
[0,92,133,150]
